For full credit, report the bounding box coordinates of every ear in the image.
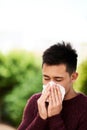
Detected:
[71,72,78,83]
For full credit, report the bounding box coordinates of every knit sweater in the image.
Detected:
[18,93,87,130]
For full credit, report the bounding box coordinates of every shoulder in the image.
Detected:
[26,92,41,106]
[78,93,87,122]
[21,93,42,121]
[63,93,87,109]
[79,93,87,105]
[29,92,42,101]
[23,93,41,115]
[75,93,87,112]
[78,93,87,101]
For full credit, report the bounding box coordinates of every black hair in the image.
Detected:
[42,41,78,75]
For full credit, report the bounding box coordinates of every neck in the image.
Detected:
[64,88,78,100]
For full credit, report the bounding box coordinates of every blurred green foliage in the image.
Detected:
[74,59,87,95]
[0,50,42,128]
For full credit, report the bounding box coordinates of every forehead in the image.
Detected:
[42,64,67,76]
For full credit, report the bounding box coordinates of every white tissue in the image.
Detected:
[42,81,65,101]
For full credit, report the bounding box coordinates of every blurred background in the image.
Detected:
[0,0,87,129]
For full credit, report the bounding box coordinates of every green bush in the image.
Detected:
[0,50,42,127]
[74,59,87,95]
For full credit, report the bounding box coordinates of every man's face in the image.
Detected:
[42,63,77,95]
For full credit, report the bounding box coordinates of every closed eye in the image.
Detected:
[56,79,62,82]
[43,75,50,81]
[54,77,64,82]
[44,78,50,80]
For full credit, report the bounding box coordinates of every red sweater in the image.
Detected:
[18,93,87,130]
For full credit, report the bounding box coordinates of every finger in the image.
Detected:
[48,91,53,108]
[54,86,60,105]
[56,86,62,103]
[50,86,57,105]
[41,90,50,101]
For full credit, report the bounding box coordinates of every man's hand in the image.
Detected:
[37,84,63,119]
[37,86,50,120]
[48,85,62,117]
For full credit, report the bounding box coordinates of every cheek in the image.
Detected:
[62,80,72,93]
[42,79,45,84]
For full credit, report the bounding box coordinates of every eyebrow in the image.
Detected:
[54,76,64,79]
[43,75,64,79]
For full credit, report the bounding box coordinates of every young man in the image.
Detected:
[18,42,87,130]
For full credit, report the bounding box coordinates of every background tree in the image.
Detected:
[0,50,42,128]
[74,59,87,95]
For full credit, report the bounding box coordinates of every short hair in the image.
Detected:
[42,41,78,75]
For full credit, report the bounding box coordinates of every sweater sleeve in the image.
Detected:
[48,114,66,130]
[18,94,47,130]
